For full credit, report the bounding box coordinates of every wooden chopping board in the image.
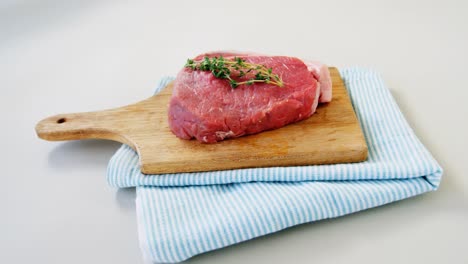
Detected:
[35,68,368,174]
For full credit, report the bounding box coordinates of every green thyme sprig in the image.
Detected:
[185,56,284,88]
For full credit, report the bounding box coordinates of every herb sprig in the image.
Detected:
[185,56,284,88]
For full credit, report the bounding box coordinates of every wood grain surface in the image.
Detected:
[35,68,368,174]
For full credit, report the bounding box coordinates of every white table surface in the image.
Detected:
[1,0,467,263]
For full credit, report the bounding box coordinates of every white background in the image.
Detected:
[1,0,467,263]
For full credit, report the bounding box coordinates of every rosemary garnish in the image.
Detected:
[185,56,284,88]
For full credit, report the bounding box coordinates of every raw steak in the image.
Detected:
[168,53,325,143]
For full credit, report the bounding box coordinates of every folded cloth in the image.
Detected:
[107,68,443,263]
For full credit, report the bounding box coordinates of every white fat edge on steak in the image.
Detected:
[302,60,332,103]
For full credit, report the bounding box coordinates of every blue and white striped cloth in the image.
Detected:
[107,68,443,263]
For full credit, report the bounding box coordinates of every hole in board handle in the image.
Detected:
[57,118,66,124]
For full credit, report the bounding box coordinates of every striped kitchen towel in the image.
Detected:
[107,68,443,263]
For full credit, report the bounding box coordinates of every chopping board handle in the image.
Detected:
[35,109,135,147]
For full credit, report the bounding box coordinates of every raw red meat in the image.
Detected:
[168,53,323,143]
